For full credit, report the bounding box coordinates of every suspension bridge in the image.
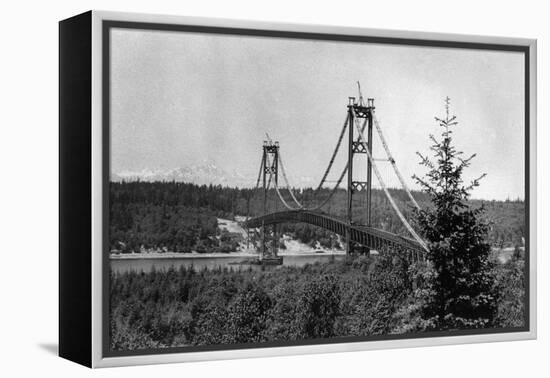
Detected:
[242,87,429,265]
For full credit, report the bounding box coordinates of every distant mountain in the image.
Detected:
[112,163,249,187]
[112,163,315,189]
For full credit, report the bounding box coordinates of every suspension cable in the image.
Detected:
[274,180,302,210]
[266,115,368,212]
[264,153,301,211]
[287,137,357,212]
[372,113,421,210]
[246,154,266,221]
[277,152,303,208]
[315,114,349,191]
[277,117,368,211]
[303,161,347,211]
[255,153,264,190]
[352,109,429,252]
[276,149,345,212]
[302,117,368,210]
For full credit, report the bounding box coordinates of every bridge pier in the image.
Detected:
[260,221,267,256]
[273,224,279,256]
[256,222,283,265]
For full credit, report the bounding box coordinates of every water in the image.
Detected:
[110,254,345,274]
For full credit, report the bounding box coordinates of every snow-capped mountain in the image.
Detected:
[112,163,250,187]
[112,162,315,189]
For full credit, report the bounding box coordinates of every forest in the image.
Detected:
[109,181,525,253]
[110,251,525,351]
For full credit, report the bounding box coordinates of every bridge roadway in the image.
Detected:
[242,210,425,254]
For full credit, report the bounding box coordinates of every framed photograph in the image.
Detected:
[59,10,537,368]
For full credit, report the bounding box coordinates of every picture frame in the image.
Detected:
[59,10,537,368]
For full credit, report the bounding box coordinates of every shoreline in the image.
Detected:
[109,246,520,261]
[109,217,521,262]
[110,250,346,260]
[110,216,347,260]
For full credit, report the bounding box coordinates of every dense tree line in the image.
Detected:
[110,252,525,351]
[110,204,243,253]
[110,181,524,253]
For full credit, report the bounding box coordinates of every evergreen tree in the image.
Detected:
[295,274,340,338]
[413,97,497,330]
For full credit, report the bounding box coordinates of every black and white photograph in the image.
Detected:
[105,22,528,355]
[3,0,548,375]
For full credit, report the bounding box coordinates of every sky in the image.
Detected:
[110,28,525,200]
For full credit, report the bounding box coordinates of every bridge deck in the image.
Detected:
[243,210,425,254]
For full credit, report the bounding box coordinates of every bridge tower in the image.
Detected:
[258,140,283,264]
[346,97,375,254]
